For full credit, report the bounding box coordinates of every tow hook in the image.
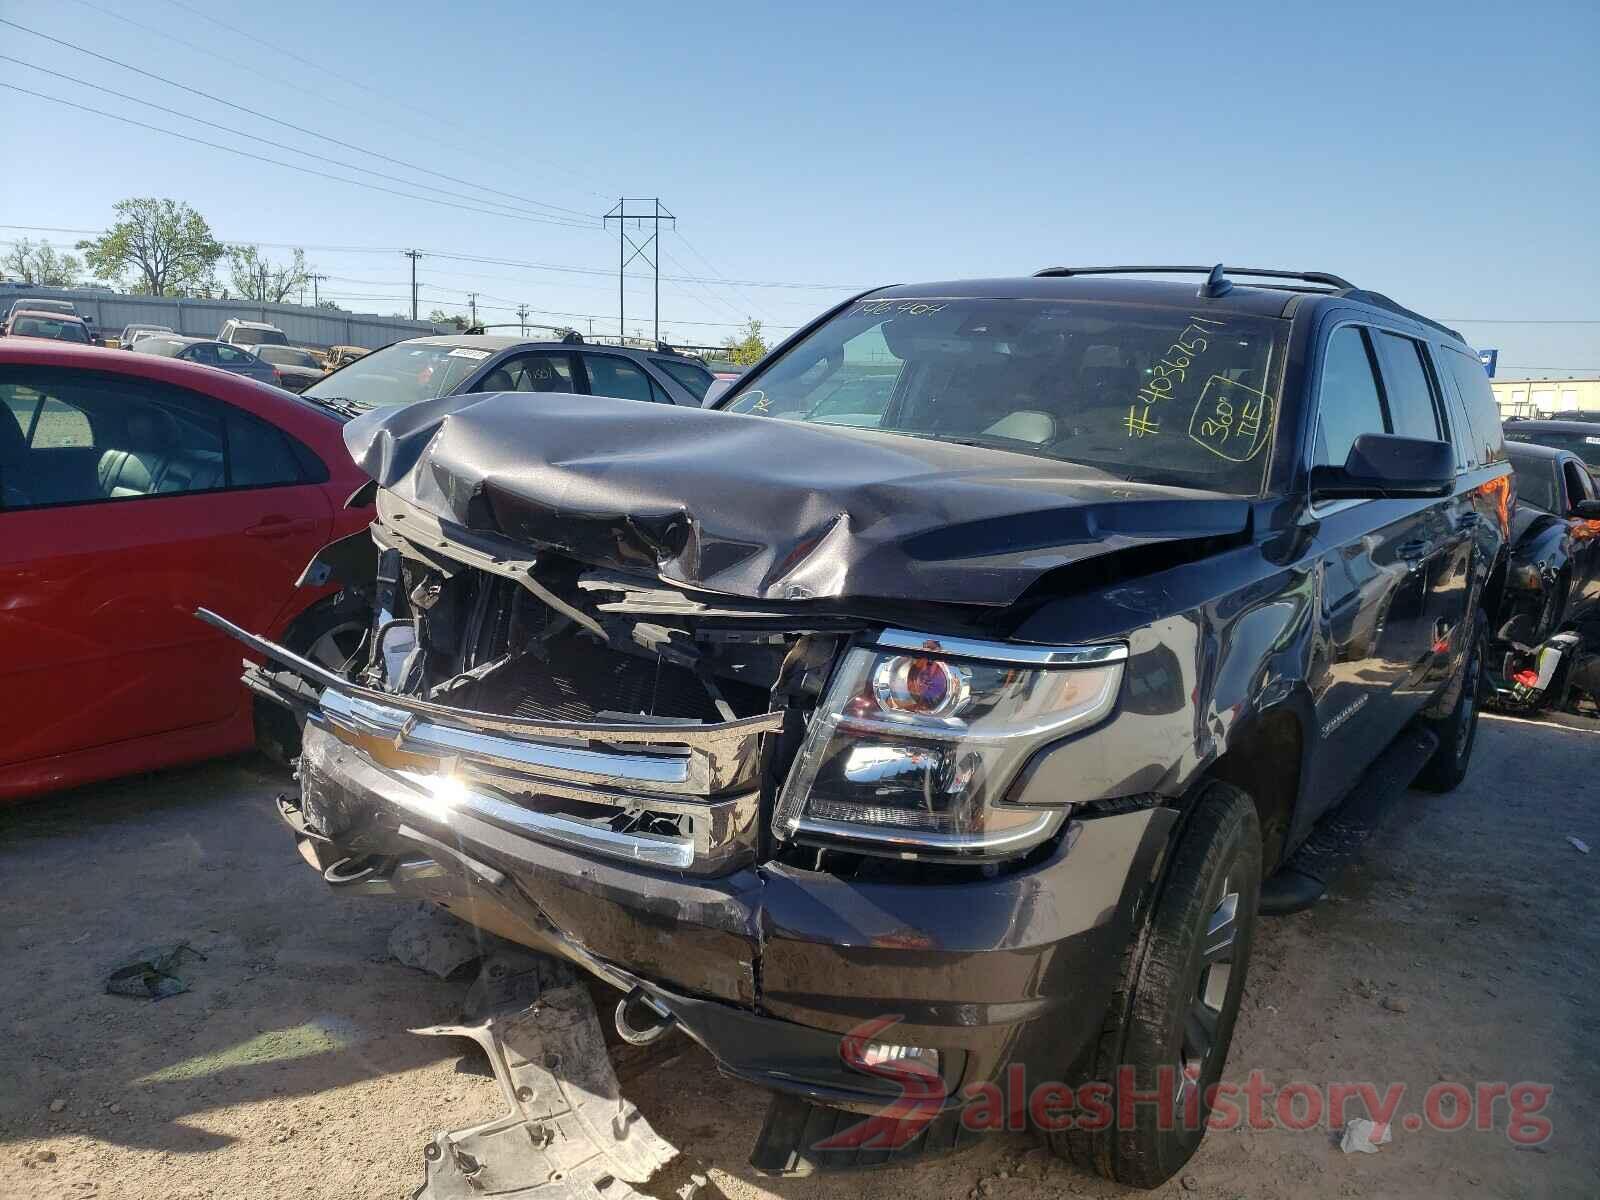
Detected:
[614,987,675,1045]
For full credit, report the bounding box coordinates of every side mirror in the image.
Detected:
[1572,499,1600,520]
[1310,433,1454,501]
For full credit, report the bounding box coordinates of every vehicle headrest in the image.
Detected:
[125,407,181,451]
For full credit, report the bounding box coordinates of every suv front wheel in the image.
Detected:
[1415,610,1486,792]
[1050,781,1261,1188]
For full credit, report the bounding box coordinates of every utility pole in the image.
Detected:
[516,303,529,336]
[468,292,479,327]
[308,272,328,308]
[603,198,674,345]
[401,249,423,320]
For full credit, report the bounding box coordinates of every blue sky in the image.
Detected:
[1,0,1595,377]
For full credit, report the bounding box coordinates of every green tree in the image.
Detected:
[428,307,470,331]
[723,318,767,366]
[227,245,309,304]
[77,198,225,296]
[1,239,84,287]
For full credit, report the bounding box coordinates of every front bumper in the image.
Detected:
[291,718,1175,1113]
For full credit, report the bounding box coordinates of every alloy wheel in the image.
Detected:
[1177,874,1239,1105]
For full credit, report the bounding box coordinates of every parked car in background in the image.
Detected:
[3,310,92,343]
[221,265,1509,1189]
[323,344,369,370]
[1489,440,1600,713]
[218,319,289,351]
[301,332,715,410]
[133,336,281,387]
[1503,419,1600,474]
[0,340,374,800]
[1,298,101,344]
[252,345,325,393]
[3,297,79,325]
[1507,409,1600,424]
[119,323,173,349]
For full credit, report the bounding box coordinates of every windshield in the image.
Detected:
[231,326,287,347]
[14,317,87,341]
[721,297,1287,495]
[304,341,488,408]
[257,346,320,369]
[650,357,714,400]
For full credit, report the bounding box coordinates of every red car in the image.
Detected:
[0,341,372,800]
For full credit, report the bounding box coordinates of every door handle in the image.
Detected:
[245,516,318,539]
[1396,539,1431,570]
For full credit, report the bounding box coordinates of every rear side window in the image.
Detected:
[1315,326,1388,467]
[226,412,304,487]
[1439,347,1506,464]
[650,357,713,401]
[215,345,256,366]
[1372,332,1441,441]
[583,354,657,404]
[0,367,316,509]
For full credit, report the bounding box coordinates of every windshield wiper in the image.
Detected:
[300,394,367,418]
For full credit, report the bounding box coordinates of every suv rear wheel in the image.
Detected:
[1050,781,1261,1188]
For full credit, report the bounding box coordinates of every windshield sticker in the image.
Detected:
[734,389,771,413]
[1188,376,1271,461]
[447,347,492,360]
[849,299,948,318]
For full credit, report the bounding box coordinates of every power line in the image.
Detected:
[64,0,598,206]
[151,0,614,202]
[0,18,600,224]
[0,57,594,227]
[0,83,603,229]
[0,224,871,291]
[670,231,766,319]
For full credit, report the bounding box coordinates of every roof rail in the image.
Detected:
[1028,264,1462,341]
[1339,290,1462,342]
[1032,264,1358,290]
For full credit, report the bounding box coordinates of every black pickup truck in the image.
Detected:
[209,264,1511,1190]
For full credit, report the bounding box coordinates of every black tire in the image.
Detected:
[1049,781,1261,1189]
[254,596,368,765]
[1414,611,1485,792]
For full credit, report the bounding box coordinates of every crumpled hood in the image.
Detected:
[344,391,1253,607]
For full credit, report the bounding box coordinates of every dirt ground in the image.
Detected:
[2,713,1595,1200]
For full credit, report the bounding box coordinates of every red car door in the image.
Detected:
[0,364,333,772]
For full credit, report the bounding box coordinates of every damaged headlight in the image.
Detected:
[773,631,1125,859]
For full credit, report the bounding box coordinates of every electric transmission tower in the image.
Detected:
[603,198,674,345]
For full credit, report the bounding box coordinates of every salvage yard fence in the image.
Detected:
[1,286,440,351]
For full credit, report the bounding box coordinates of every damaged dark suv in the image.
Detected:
[207,264,1511,1189]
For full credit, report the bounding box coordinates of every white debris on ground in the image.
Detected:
[1340,1118,1394,1154]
